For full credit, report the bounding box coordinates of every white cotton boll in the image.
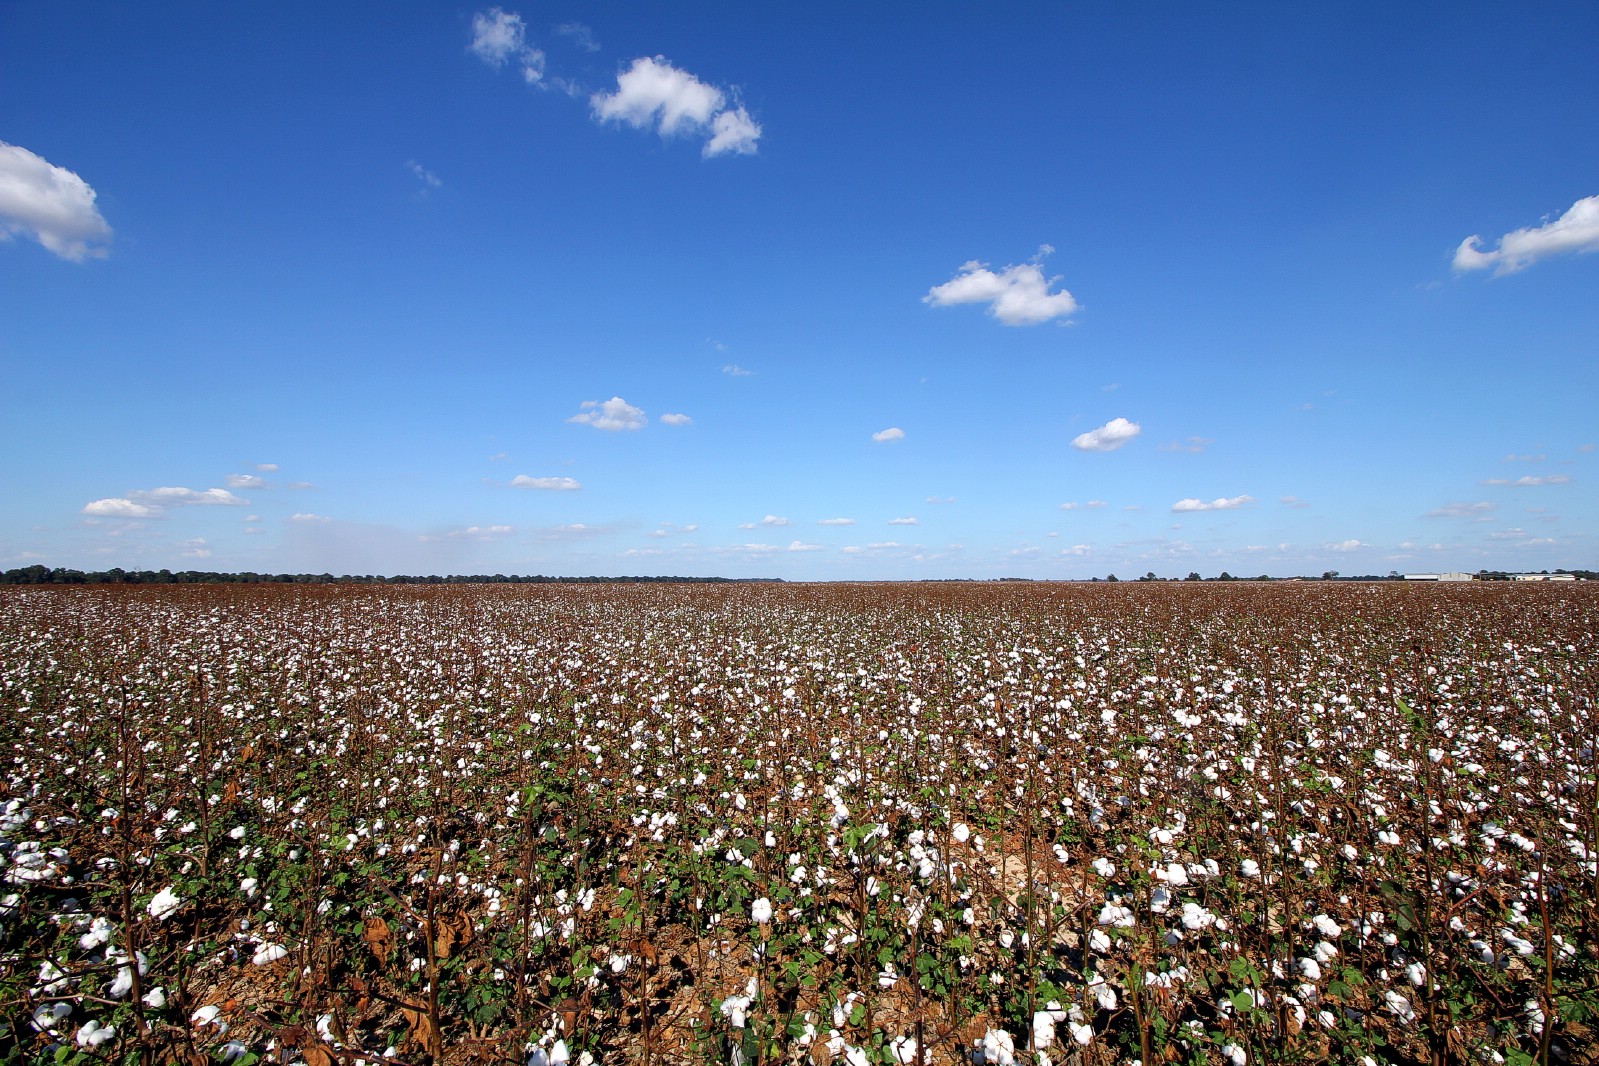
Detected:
[1298,958,1321,981]
[1314,940,1338,962]
[1067,1020,1093,1046]
[79,915,115,950]
[228,826,246,840]
[108,964,135,998]
[1091,857,1115,878]
[1221,1043,1246,1066]
[142,986,167,1009]
[1384,990,1415,1023]
[953,823,971,843]
[77,1019,117,1048]
[240,877,258,898]
[981,1028,1016,1065]
[192,1004,223,1027]
[751,897,772,924]
[252,943,288,965]
[148,886,181,920]
[1406,962,1426,986]
[220,1042,250,1062]
[32,1002,71,1033]
[1241,859,1261,879]
[1089,929,1112,953]
[890,1036,921,1064]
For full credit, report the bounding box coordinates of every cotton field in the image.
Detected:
[1,581,1596,1066]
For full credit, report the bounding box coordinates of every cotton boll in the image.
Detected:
[76,1019,116,1048]
[750,897,772,924]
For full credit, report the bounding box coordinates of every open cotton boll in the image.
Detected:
[76,1019,116,1048]
[952,823,970,843]
[252,943,288,965]
[148,885,181,920]
[79,915,115,950]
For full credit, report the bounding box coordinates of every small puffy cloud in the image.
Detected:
[817,517,855,526]
[424,524,515,542]
[406,160,442,193]
[131,487,247,507]
[1060,544,1092,556]
[1072,417,1141,452]
[0,141,113,261]
[924,248,1078,326]
[1171,495,1253,513]
[705,107,762,157]
[1454,194,1599,275]
[787,540,824,552]
[180,538,212,558]
[1481,474,1572,487]
[872,427,905,443]
[760,515,789,527]
[470,7,545,84]
[1059,501,1108,511]
[888,516,918,526]
[590,56,761,157]
[569,396,646,431]
[1325,539,1368,552]
[1280,495,1310,509]
[651,522,698,537]
[659,412,693,426]
[289,512,330,523]
[82,498,159,519]
[255,463,279,472]
[1425,501,1496,519]
[722,363,753,376]
[226,473,268,490]
[926,495,956,504]
[512,475,582,490]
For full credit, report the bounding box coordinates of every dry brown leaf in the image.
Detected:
[302,1045,336,1066]
[364,916,394,964]
[403,1006,442,1059]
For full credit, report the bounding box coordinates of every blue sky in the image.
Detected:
[2,2,1596,579]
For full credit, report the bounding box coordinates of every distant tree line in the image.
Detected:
[0,566,782,586]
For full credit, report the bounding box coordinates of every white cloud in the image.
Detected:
[429,524,515,542]
[470,7,545,84]
[705,107,762,157]
[926,495,956,504]
[1171,495,1253,513]
[1071,417,1141,452]
[406,160,442,193]
[255,463,279,472]
[226,473,268,490]
[760,515,789,527]
[923,249,1077,326]
[512,475,582,491]
[568,396,646,431]
[289,513,330,523]
[1325,539,1368,552]
[1454,194,1599,275]
[180,538,212,559]
[1280,495,1310,509]
[1481,474,1572,487]
[556,22,599,52]
[590,56,761,157]
[82,498,159,519]
[787,540,824,552]
[872,427,905,443]
[1086,500,1107,509]
[722,364,753,376]
[1425,501,1495,519]
[818,517,855,526]
[1060,544,1093,556]
[1161,436,1213,454]
[887,516,918,526]
[131,487,248,507]
[659,412,693,426]
[0,141,113,261]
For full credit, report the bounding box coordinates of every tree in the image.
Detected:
[1185,571,1202,582]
